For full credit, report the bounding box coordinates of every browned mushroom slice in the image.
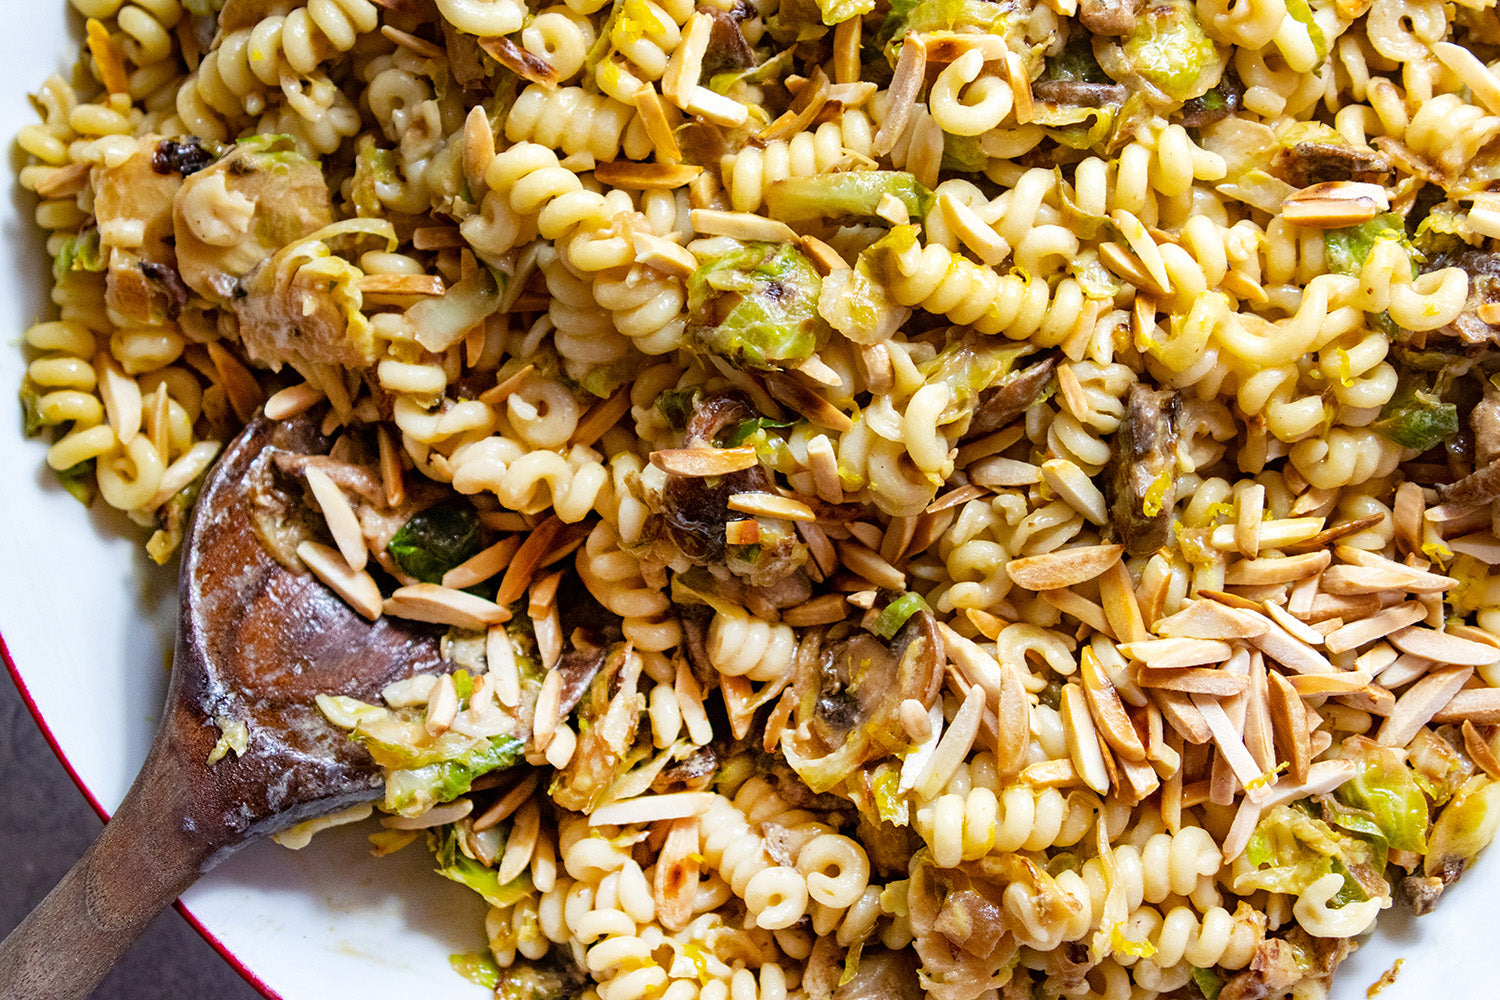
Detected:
[1422,245,1500,347]
[1030,80,1128,108]
[1273,140,1393,188]
[781,611,944,793]
[93,136,196,324]
[1109,384,1179,557]
[833,948,924,1000]
[966,351,1059,438]
[1079,0,1144,34]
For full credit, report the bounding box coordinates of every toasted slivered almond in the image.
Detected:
[357,273,445,297]
[381,23,444,58]
[588,792,717,827]
[939,192,1010,267]
[728,491,816,522]
[1082,648,1146,762]
[1375,651,1431,689]
[1389,625,1500,666]
[570,387,632,448]
[847,521,883,549]
[1323,556,1456,594]
[994,656,1031,777]
[1207,600,1335,674]
[1286,671,1375,696]
[927,484,989,513]
[762,373,853,433]
[1267,670,1310,784]
[205,341,265,425]
[443,535,523,591]
[661,9,711,103]
[873,34,926,156]
[1137,666,1250,696]
[800,235,850,274]
[654,817,702,932]
[1193,695,1269,802]
[963,608,1006,641]
[495,516,562,606]
[782,593,851,627]
[1153,690,1212,744]
[1433,687,1500,724]
[1464,720,1500,779]
[1100,561,1149,644]
[691,209,797,242]
[1300,592,1382,625]
[303,466,367,573]
[1378,666,1474,747]
[1061,683,1110,795]
[805,434,843,504]
[1281,181,1389,227]
[32,160,90,199]
[724,519,759,545]
[1281,514,1386,554]
[1210,517,1326,551]
[796,521,839,578]
[970,456,1043,487]
[1223,550,1330,586]
[476,33,558,86]
[650,445,758,477]
[881,515,919,564]
[837,539,905,591]
[425,673,459,736]
[412,226,464,250]
[1120,637,1234,668]
[1323,602,1427,653]
[297,541,382,620]
[794,354,844,389]
[596,160,702,190]
[1007,544,1123,591]
[1098,240,1169,297]
[264,382,325,421]
[385,584,511,630]
[632,84,682,162]
[380,798,473,830]
[1156,599,1269,641]
[1042,459,1107,526]
[760,65,830,142]
[1260,601,1328,647]
[1042,588,1112,636]
[687,85,751,125]
[917,29,1008,61]
[1016,759,1077,787]
[1235,483,1265,559]
[478,363,536,406]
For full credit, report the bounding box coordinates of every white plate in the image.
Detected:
[0,9,1495,1000]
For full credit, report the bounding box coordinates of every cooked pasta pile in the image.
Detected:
[20,0,1500,996]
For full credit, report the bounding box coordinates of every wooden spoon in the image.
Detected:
[0,414,450,999]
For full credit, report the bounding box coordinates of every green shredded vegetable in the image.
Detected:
[874,592,930,639]
[387,501,483,584]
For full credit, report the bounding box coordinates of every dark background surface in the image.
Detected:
[0,665,263,1000]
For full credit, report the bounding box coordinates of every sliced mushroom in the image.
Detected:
[966,352,1060,439]
[1108,384,1179,557]
[781,611,944,793]
[93,136,190,324]
[1079,0,1144,35]
[1272,140,1393,188]
[833,949,924,1000]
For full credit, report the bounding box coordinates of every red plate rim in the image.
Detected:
[0,623,283,1000]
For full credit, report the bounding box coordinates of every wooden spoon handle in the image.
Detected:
[0,746,212,999]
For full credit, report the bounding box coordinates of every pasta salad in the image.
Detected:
[16,0,1500,997]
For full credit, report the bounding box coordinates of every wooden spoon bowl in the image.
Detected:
[0,414,449,999]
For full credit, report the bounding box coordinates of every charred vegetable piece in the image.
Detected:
[51,228,104,283]
[1371,377,1459,452]
[686,242,823,369]
[387,501,483,584]
[781,611,944,793]
[1118,1,1223,101]
[917,337,1041,430]
[965,351,1059,438]
[1272,124,1391,188]
[1179,73,1241,128]
[94,136,191,324]
[550,646,646,812]
[765,172,935,224]
[1109,385,1178,558]
[877,0,1014,60]
[1422,246,1500,346]
[173,135,333,306]
[1335,736,1429,853]
[833,948,924,1000]
[1078,0,1142,35]
[491,953,591,1000]
[152,137,218,176]
[1047,33,1111,83]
